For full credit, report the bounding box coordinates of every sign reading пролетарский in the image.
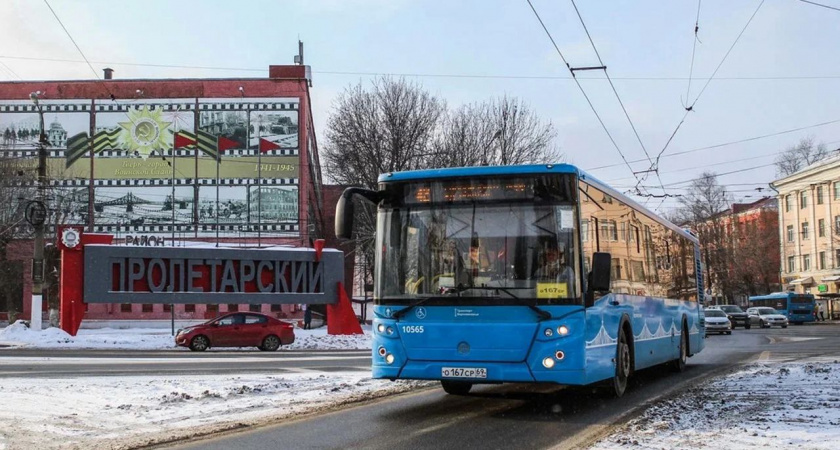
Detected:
[83,245,343,304]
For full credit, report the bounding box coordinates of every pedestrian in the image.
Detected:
[814,303,821,322]
[303,304,312,330]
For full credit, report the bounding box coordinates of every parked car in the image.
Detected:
[746,307,789,329]
[703,308,732,335]
[175,312,295,352]
[715,304,751,329]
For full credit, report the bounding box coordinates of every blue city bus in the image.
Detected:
[749,292,815,324]
[336,164,705,397]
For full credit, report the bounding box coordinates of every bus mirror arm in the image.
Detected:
[335,187,383,240]
[585,252,612,308]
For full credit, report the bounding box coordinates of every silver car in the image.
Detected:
[746,307,789,328]
[704,308,732,335]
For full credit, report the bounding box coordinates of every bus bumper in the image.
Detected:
[374,361,587,385]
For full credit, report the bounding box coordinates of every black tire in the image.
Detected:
[441,380,472,395]
[189,335,209,352]
[261,335,281,352]
[612,329,632,397]
[745,324,751,330]
[726,331,732,335]
[782,325,788,329]
[760,320,767,329]
[672,326,688,372]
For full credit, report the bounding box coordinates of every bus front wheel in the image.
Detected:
[612,330,631,397]
[441,380,472,396]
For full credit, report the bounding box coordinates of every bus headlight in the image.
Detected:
[386,326,394,335]
[385,354,395,364]
[544,328,554,337]
[557,325,569,336]
[377,324,386,333]
[542,357,555,369]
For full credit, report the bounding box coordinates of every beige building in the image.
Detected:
[771,155,840,318]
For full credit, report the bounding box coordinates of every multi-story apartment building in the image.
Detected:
[771,155,840,319]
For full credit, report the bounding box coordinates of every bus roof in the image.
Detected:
[377,163,698,244]
[750,292,814,301]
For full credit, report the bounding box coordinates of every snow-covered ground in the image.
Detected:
[593,358,840,449]
[0,321,371,351]
[0,371,430,450]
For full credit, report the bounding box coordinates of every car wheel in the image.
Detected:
[261,335,281,352]
[189,335,209,352]
[671,326,687,373]
[782,325,788,329]
[760,320,767,329]
[612,329,631,397]
[745,324,751,330]
[440,380,472,395]
[726,331,732,335]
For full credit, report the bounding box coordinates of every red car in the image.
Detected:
[175,312,294,352]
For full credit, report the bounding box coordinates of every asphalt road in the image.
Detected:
[165,323,840,450]
[0,349,371,378]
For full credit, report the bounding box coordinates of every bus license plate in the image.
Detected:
[441,367,487,379]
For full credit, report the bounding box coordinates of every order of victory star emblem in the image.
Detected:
[117,106,173,159]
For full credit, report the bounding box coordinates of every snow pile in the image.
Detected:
[0,323,176,350]
[594,360,840,449]
[0,323,371,351]
[287,327,372,350]
[0,372,430,450]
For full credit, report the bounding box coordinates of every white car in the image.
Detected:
[746,307,789,329]
[703,308,732,335]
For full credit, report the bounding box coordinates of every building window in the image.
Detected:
[785,195,792,212]
[817,186,824,205]
[185,304,196,313]
[207,304,219,314]
[788,256,795,273]
[121,304,132,313]
[836,249,840,268]
[611,258,622,280]
[227,304,239,312]
[787,225,794,242]
[835,216,840,235]
[820,251,826,270]
[249,304,261,312]
[163,304,172,313]
[802,222,809,240]
[803,254,811,271]
[270,304,282,312]
[835,182,840,200]
[801,191,808,208]
[142,304,153,313]
[819,219,826,237]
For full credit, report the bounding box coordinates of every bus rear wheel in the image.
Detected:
[671,324,687,372]
[441,380,472,395]
[612,330,631,397]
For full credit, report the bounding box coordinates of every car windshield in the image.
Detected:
[375,175,580,306]
[757,308,777,315]
[705,309,726,317]
[719,305,743,313]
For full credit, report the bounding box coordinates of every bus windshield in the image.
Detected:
[375,175,579,306]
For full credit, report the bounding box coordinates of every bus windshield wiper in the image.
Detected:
[454,285,552,321]
[392,297,435,319]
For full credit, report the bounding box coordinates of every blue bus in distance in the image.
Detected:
[749,292,815,324]
[336,164,705,397]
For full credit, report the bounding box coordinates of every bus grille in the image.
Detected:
[793,310,810,314]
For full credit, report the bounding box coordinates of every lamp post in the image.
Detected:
[29,91,47,331]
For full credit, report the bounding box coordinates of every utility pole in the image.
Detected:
[30,91,47,331]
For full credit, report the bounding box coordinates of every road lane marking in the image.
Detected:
[758,351,771,361]
[0,355,370,365]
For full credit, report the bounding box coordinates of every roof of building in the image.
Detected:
[771,151,840,188]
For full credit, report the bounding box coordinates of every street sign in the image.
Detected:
[25,201,47,226]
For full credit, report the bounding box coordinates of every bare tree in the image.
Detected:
[676,172,735,302]
[322,77,446,189]
[0,154,35,323]
[774,137,831,177]
[433,96,560,167]
[731,206,780,296]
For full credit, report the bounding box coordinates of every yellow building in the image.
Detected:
[771,155,840,318]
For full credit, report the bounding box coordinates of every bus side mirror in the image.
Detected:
[335,187,381,240]
[585,252,611,307]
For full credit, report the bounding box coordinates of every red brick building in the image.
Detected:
[0,64,347,324]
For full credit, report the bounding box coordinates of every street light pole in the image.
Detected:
[30,91,47,331]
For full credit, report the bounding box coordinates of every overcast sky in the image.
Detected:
[2,0,839,212]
